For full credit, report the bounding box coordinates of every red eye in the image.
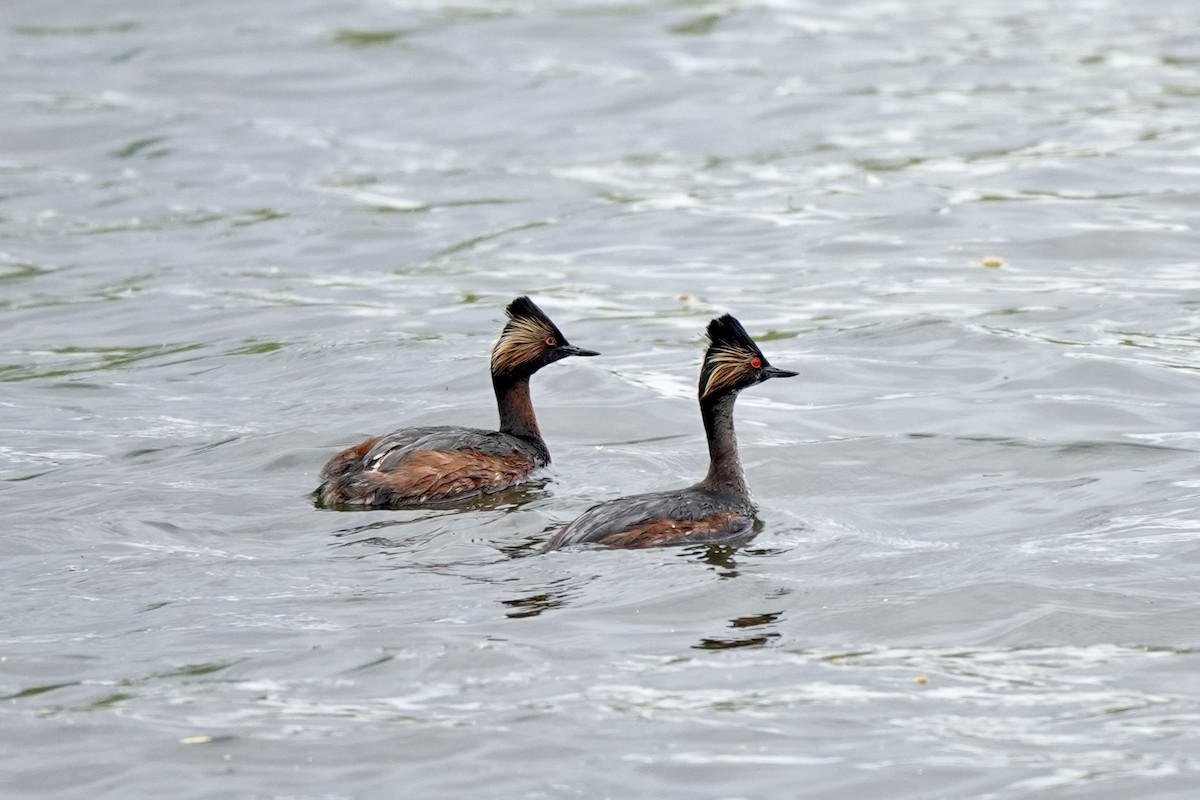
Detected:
[545,336,557,347]
[750,356,762,369]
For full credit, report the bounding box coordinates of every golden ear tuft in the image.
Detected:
[492,315,555,374]
[701,345,756,398]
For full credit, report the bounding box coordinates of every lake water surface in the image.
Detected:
[3,0,1199,797]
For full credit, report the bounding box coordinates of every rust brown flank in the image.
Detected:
[371,448,536,503]
[319,436,381,480]
[701,345,756,398]
[598,511,743,549]
[491,315,554,374]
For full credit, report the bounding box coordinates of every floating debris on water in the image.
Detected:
[179,735,214,745]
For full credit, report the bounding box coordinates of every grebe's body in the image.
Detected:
[547,487,757,549]
[316,426,547,508]
[315,297,597,509]
[545,314,794,550]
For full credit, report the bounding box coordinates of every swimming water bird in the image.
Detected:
[544,314,796,550]
[315,297,599,509]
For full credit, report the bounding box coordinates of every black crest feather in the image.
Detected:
[504,297,564,337]
[705,314,763,356]
[699,314,768,399]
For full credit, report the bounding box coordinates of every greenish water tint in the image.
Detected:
[2,0,1200,798]
[0,344,205,382]
[332,29,413,48]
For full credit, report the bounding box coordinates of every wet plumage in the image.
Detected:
[316,427,543,508]
[545,314,795,550]
[315,297,598,509]
[548,489,756,550]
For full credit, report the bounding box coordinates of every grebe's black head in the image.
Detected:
[490,296,599,379]
[699,314,797,401]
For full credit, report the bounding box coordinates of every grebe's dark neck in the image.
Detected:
[696,391,749,497]
[493,374,550,459]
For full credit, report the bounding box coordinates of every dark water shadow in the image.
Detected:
[673,520,770,576]
[496,529,557,559]
[694,610,784,651]
[685,543,742,576]
[499,579,577,619]
[496,529,790,620]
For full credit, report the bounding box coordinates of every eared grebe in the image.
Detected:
[315,297,598,509]
[544,314,795,550]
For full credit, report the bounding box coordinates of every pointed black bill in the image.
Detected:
[763,366,798,379]
[559,344,600,357]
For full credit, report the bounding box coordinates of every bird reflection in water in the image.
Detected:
[327,480,549,551]
[500,589,570,619]
[694,610,784,651]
